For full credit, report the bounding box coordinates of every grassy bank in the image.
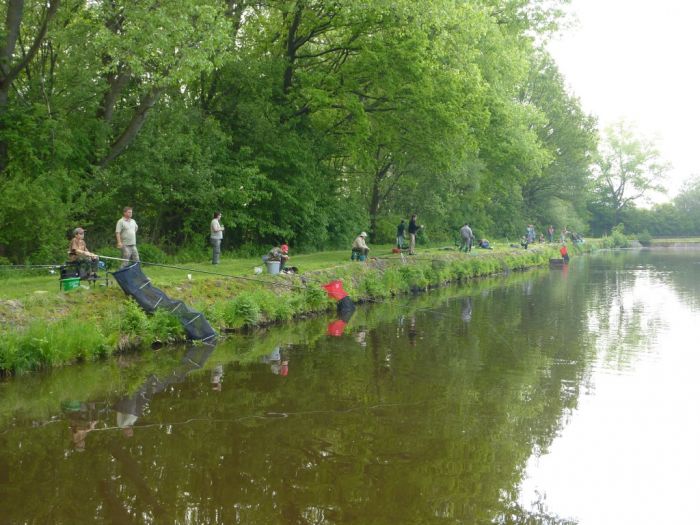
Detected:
[0,271,547,429]
[0,240,607,374]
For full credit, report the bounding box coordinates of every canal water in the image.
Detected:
[1,249,698,524]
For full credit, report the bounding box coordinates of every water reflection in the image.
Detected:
[518,250,700,524]
[64,343,219,450]
[461,296,473,323]
[114,343,216,439]
[261,346,289,376]
[326,297,356,337]
[64,401,102,451]
[1,250,699,523]
[211,364,224,391]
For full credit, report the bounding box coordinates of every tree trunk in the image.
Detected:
[98,88,163,168]
[0,0,61,173]
[283,2,304,94]
[97,69,130,122]
[0,88,8,172]
[369,173,381,242]
[368,158,392,242]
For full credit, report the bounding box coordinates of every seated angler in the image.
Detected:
[351,232,370,260]
[263,243,289,269]
[68,227,99,278]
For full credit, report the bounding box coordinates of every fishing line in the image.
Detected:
[97,254,309,290]
[0,264,62,272]
[87,400,431,433]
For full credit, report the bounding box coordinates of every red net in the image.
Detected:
[327,319,347,337]
[322,279,348,301]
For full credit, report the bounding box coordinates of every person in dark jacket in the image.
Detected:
[396,220,406,249]
[408,214,422,255]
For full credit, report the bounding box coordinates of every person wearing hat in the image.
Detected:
[68,227,99,278]
[352,231,370,260]
[264,242,290,269]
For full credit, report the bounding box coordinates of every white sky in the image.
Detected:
[547,0,700,201]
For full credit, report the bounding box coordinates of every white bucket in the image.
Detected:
[265,260,281,275]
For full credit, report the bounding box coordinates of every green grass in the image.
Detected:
[2,239,603,374]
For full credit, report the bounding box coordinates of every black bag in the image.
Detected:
[60,264,80,279]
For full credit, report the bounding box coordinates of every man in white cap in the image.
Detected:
[352,231,370,260]
[68,227,99,277]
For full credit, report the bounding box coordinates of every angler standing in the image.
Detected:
[210,211,224,265]
[115,206,139,268]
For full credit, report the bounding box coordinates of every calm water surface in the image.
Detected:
[1,249,699,524]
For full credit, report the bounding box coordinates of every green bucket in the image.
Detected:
[60,277,80,292]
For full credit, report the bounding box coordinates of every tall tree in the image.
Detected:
[521,52,597,232]
[591,121,669,231]
[0,0,61,172]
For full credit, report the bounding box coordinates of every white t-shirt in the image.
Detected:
[210,218,224,240]
[116,217,138,245]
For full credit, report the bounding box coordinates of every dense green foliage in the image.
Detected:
[0,247,558,373]
[1,1,696,263]
[611,176,700,237]
[0,0,596,263]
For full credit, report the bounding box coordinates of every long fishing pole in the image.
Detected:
[0,264,62,271]
[96,254,309,290]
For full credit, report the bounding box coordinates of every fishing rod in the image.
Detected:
[96,254,309,290]
[0,264,62,270]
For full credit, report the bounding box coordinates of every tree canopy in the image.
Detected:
[0,0,692,264]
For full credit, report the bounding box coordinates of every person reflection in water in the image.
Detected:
[211,364,224,391]
[261,346,289,376]
[461,297,473,323]
[64,401,100,451]
[114,387,148,438]
[112,344,217,437]
[408,315,418,346]
[71,420,98,451]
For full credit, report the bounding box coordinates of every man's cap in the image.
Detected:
[73,227,86,235]
[360,232,368,237]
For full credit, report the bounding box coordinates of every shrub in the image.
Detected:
[170,245,209,264]
[637,231,653,247]
[149,309,185,341]
[303,285,330,311]
[381,267,407,295]
[120,299,150,335]
[0,319,108,373]
[137,243,168,264]
[223,292,261,328]
[398,265,429,290]
[360,273,387,298]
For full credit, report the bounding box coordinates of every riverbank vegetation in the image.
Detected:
[0,262,572,428]
[2,1,697,269]
[0,245,554,374]
[0,237,630,375]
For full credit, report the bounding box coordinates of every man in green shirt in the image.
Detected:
[115,206,139,268]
